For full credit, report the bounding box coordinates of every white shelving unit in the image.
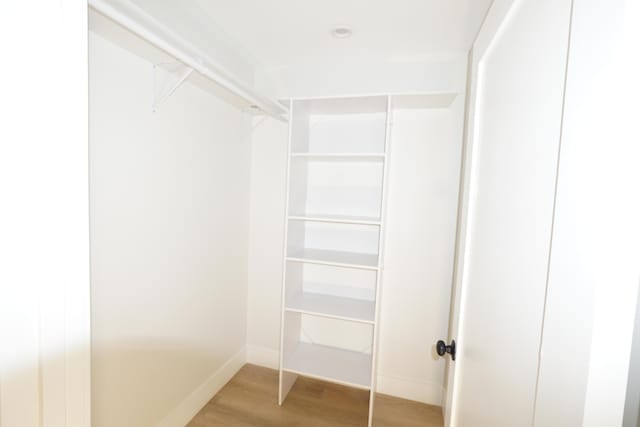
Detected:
[278,95,391,426]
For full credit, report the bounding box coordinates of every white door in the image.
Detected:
[442,0,573,425]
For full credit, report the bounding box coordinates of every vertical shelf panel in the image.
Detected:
[278,99,297,405]
[367,96,393,427]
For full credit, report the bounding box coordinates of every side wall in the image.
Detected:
[246,118,289,368]
[89,33,251,427]
[246,98,465,405]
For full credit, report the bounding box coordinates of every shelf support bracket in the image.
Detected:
[152,61,194,112]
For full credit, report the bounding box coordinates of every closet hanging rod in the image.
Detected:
[88,0,288,121]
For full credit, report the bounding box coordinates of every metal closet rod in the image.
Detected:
[88,0,288,120]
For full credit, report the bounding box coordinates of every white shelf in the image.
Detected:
[290,153,385,161]
[392,93,458,109]
[286,292,375,324]
[287,248,379,270]
[293,96,388,115]
[288,213,381,226]
[283,342,372,390]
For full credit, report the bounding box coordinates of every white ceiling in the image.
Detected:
[194,0,493,68]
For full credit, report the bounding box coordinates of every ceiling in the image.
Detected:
[114,0,493,98]
[191,0,493,68]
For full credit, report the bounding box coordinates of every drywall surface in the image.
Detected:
[245,103,464,405]
[376,102,463,405]
[89,33,251,427]
[246,117,289,368]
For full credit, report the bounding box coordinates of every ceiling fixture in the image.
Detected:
[331,26,353,39]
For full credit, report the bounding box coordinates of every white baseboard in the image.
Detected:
[156,347,247,427]
[376,373,444,407]
[246,344,279,369]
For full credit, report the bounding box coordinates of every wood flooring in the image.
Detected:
[188,364,443,427]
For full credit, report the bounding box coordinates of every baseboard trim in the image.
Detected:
[156,347,246,427]
[376,373,444,407]
[246,344,279,369]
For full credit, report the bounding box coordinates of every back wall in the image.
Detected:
[245,97,465,405]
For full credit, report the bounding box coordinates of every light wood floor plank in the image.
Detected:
[187,364,443,427]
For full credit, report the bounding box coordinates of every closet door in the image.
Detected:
[442,0,572,425]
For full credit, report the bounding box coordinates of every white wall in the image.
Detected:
[89,33,251,427]
[245,101,465,405]
[0,2,91,426]
[377,99,464,405]
[245,117,289,368]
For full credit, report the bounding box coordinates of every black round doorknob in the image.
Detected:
[436,339,456,361]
